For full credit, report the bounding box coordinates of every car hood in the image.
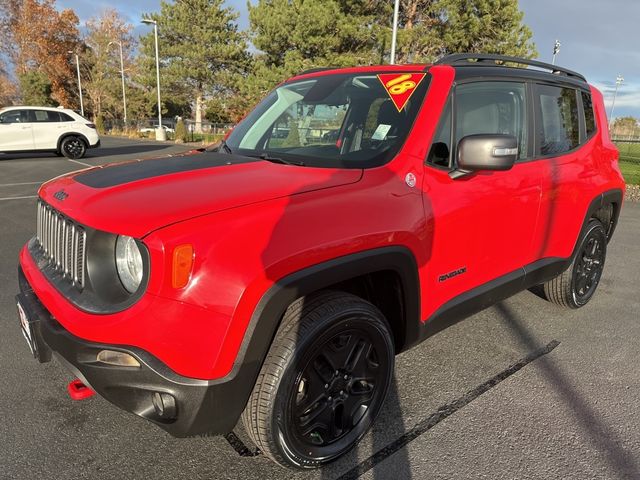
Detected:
[38,151,363,238]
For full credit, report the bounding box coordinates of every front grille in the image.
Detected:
[35,200,86,289]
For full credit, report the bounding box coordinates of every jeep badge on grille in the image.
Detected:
[53,190,68,201]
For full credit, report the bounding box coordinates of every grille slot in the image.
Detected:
[36,200,86,289]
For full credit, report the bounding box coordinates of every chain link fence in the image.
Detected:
[613,140,640,185]
[103,118,233,145]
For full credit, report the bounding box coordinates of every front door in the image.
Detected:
[421,80,541,319]
[0,109,34,151]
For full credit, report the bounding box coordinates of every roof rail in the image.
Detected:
[435,53,587,82]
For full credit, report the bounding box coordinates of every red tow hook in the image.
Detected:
[67,379,95,401]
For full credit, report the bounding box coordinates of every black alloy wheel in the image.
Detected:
[571,221,607,306]
[289,324,389,455]
[241,292,394,469]
[61,136,86,159]
[541,219,608,308]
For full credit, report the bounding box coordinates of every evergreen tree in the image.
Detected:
[18,71,54,106]
[139,0,249,131]
[439,0,536,58]
[240,0,536,112]
[241,0,384,109]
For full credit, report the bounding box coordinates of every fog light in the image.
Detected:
[96,350,140,367]
[152,392,177,419]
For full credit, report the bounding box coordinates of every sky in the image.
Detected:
[55,0,639,119]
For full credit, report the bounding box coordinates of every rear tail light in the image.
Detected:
[86,123,96,129]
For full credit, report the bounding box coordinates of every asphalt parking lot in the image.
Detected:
[1,136,639,479]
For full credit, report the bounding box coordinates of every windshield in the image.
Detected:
[225,72,430,168]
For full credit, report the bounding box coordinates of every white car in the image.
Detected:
[139,125,175,134]
[0,106,100,159]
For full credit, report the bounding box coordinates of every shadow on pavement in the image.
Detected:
[495,302,639,478]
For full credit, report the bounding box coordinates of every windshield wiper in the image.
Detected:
[213,139,232,154]
[259,153,305,166]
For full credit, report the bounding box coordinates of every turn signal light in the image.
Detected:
[172,244,194,288]
[96,350,140,367]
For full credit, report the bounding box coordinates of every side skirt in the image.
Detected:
[417,257,568,342]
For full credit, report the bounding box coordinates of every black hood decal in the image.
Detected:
[75,151,258,188]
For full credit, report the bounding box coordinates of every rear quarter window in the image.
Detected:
[581,91,596,138]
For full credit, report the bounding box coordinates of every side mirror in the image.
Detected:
[450,134,518,179]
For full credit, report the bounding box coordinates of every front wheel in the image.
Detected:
[541,219,607,308]
[60,136,86,159]
[241,291,395,469]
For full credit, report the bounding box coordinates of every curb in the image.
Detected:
[625,184,640,202]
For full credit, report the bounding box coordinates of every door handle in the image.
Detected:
[20,126,30,129]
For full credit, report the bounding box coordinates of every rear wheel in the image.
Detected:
[541,219,607,308]
[60,136,86,159]
[241,291,394,469]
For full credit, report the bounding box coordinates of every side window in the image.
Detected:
[581,91,596,138]
[59,112,74,122]
[33,110,57,122]
[454,82,528,160]
[427,99,451,167]
[0,110,27,123]
[535,84,579,155]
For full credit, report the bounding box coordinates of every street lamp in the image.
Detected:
[551,39,561,65]
[609,74,624,134]
[390,0,400,64]
[108,40,128,125]
[68,51,84,117]
[141,17,165,141]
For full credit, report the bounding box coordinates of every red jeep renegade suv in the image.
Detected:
[16,54,624,468]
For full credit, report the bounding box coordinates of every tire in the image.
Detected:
[60,136,86,159]
[241,291,395,469]
[541,219,607,308]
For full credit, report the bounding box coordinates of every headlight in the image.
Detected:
[115,235,143,293]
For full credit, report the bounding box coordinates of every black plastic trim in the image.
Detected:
[17,246,421,437]
[230,246,422,377]
[405,188,623,347]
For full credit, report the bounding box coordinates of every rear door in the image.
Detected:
[0,109,34,151]
[531,84,597,260]
[30,110,65,150]
[421,80,542,317]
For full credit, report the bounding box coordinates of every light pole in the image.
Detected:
[108,40,127,125]
[609,74,624,134]
[551,39,561,65]
[141,17,165,141]
[68,51,84,117]
[390,0,400,64]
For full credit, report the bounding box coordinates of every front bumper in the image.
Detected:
[16,266,250,437]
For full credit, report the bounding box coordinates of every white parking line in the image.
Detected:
[0,195,37,201]
[0,182,43,187]
[67,158,92,167]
